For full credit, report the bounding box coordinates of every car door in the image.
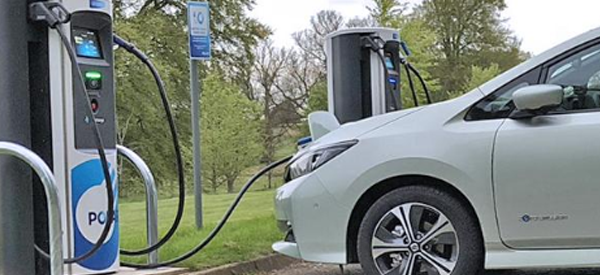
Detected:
[494,42,600,249]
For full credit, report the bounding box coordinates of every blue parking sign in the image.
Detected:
[188,2,211,60]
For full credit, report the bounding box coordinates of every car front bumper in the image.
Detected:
[273,173,351,264]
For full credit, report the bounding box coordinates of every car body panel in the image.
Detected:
[486,248,600,270]
[313,107,424,146]
[274,173,350,263]
[494,111,600,249]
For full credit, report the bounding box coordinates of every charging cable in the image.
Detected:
[396,41,433,105]
[30,2,117,264]
[405,62,432,104]
[112,34,187,257]
[122,156,292,269]
[404,60,419,107]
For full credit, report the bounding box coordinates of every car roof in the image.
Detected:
[479,26,600,95]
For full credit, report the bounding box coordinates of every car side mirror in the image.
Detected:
[511,84,563,118]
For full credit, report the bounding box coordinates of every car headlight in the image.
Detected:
[286,140,358,181]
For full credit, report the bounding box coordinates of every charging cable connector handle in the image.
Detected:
[29,2,70,28]
[400,41,412,57]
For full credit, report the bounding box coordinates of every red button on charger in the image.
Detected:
[91,99,99,113]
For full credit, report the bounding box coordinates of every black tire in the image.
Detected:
[357,185,484,275]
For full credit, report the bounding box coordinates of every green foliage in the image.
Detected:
[417,0,527,94]
[398,18,441,106]
[113,0,268,197]
[115,9,192,197]
[368,0,407,27]
[464,63,502,92]
[306,81,328,114]
[201,74,262,193]
[298,80,329,136]
[117,0,271,79]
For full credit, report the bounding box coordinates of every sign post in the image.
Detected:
[188,1,211,229]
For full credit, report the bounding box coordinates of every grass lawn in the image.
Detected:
[118,135,299,269]
[119,190,283,270]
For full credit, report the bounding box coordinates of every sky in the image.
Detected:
[249,0,600,55]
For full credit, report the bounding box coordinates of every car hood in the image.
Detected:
[311,107,425,147]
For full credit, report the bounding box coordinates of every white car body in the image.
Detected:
[273,26,600,271]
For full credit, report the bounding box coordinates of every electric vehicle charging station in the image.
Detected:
[0,0,119,274]
[3,0,213,273]
[48,2,120,274]
[325,28,404,124]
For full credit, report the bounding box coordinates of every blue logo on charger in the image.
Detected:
[89,211,108,226]
[90,0,106,9]
[72,160,119,271]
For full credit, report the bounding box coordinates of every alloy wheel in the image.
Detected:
[371,202,459,275]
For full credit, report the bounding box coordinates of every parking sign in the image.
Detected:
[188,2,211,60]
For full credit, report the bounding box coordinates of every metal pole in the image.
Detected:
[191,59,204,229]
[117,145,159,264]
[0,1,36,274]
[0,142,63,275]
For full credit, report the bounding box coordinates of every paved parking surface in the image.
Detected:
[263,263,600,275]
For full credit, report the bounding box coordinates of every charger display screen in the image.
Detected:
[385,55,395,70]
[73,28,103,59]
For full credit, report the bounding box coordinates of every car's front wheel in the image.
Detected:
[357,186,483,275]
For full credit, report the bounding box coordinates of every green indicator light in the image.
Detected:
[85,71,102,80]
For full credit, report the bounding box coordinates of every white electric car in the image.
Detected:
[273,26,600,274]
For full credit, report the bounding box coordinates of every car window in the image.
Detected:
[545,44,600,113]
[465,68,540,121]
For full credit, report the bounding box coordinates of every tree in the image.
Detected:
[416,0,525,94]
[293,10,345,68]
[396,18,441,105]
[201,73,262,193]
[306,81,328,114]
[250,12,343,164]
[463,63,502,92]
[346,17,377,28]
[114,10,193,195]
[288,10,350,124]
[113,0,269,197]
[368,0,407,27]
[116,0,270,79]
[277,49,325,117]
[298,80,328,136]
[253,40,291,188]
